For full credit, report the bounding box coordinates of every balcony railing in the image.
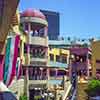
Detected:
[29,76,47,80]
[29,36,48,47]
[29,80,47,85]
[48,61,68,68]
[30,54,46,59]
[30,57,47,63]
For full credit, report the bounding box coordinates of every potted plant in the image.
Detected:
[85,79,100,99]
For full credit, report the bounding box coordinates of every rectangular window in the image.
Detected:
[56,55,60,62]
[18,47,20,57]
[50,70,56,77]
[25,23,28,30]
[39,28,44,37]
[50,54,54,61]
[88,54,91,60]
[24,43,27,54]
[61,55,67,63]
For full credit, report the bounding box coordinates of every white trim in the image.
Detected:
[21,17,48,26]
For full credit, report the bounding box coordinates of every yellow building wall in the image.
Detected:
[91,40,100,77]
[48,48,70,63]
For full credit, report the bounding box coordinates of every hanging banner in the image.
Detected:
[3,38,11,84]
[3,35,20,86]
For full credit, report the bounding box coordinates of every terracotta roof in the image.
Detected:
[21,9,46,20]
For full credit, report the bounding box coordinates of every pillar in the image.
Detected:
[92,57,96,78]
[24,68,29,100]
[86,54,90,78]
[55,68,58,78]
[24,22,31,99]
[44,27,48,37]
[40,68,43,80]
[47,68,50,80]
[20,40,24,63]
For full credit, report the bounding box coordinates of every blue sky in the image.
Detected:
[19,0,100,38]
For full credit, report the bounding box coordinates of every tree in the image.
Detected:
[85,79,100,97]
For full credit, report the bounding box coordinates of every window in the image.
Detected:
[50,54,54,61]
[22,68,26,76]
[25,23,28,30]
[50,70,56,77]
[61,55,67,63]
[18,47,20,57]
[88,54,91,60]
[75,55,80,62]
[39,28,44,37]
[57,70,66,76]
[24,43,27,54]
[56,55,60,62]
[82,55,86,62]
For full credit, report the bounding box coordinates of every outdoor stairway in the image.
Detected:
[77,82,88,100]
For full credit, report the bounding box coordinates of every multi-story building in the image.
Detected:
[49,39,92,80]
[70,47,92,80]
[20,9,49,100]
[48,48,70,78]
[40,10,60,40]
[91,40,100,78]
[47,46,71,100]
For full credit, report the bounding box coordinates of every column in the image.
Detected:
[27,22,31,65]
[44,27,48,37]
[86,54,90,78]
[92,57,96,78]
[55,68,58,78]
[47,68,50,80]
[69,58,72,80]
[24,21,30,100]
[20,40,24,63]
[40,68,43,80]
[24,68,29,100]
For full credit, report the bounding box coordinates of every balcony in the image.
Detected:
[48,61,68,68]
[29,36,48,47]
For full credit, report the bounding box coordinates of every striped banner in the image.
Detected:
[3,38,11,84]
[3,35,20,86]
